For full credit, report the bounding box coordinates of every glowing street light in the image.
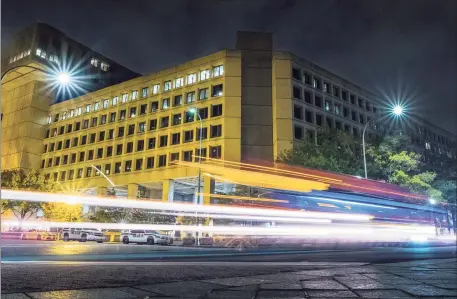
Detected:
[393,105,404,116]
[429,198,436,205]
[56,72,71,85]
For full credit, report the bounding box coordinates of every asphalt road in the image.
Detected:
[1,239,456,293]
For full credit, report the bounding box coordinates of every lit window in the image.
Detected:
[112,96,119,105]
[209,146,222,159]
[213,65,224,77]
[47,115,52,124]
[94,102,100,111]
[175,77,184,88]
[186,92,195,103]
[103,99,109,109]
[122,93,129,103]
[36,48,42,56]
[100,62,109,71]
[77,107,82,116]
[91,58,99,67]
[85,104,92,113]
[152,84,160,94]
[335,104,341,115]
[187,73,197,84]
[164,80,172,91]
[425,142,431,150]
[200,69,210,81]
[141,87,148,97]
[325,100,331,111]
[62,111,67,120]
[162,98,170,109]
[132,90,138,100]
[69,109,74,118]
[212,84,223,97]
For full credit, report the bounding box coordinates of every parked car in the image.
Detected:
[61,228,104,243]
[21,230,56,241]
[120,229,171,245]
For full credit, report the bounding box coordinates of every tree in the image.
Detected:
[1,170,56,222]
[41,202,83,222]
[278,128,364,176]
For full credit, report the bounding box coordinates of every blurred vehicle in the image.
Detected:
[120,229,170,245]
[21,230,56,241]
[61,228,104,243]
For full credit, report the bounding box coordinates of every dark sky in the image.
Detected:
[2,0,456,135]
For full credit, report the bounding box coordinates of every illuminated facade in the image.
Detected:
[2,25,456,204]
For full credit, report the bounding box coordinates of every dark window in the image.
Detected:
[172,113,182,125]
[45,129,50,138]
[196,127,208,140]
[292,68,301,80]
[116,144,123,155]
[343,106,349,118]
[148,137,156,149]
[304,72,311,84]
[140,104,147,115]
[198,88,208,100]
[199,107,208,119]
[333,86,340,98]
[209,146,222,159]
[350,94,356,105]
[57,141,62,150]
[342,90,348,101]
[294,105,303,119]
[99,131,105,141]
[62,155,68,165]
[107,146,113,157]
[125,160,132,172]
[43,144,48,153]
[359,114,365,124]
[118,127,125,137]
[171,133,180,145]
[79,151,85,162]
[184,130,193,142]
[70,153,76,163]
[68,170,74,180]
[211,104,222,117]
[212,84,223,97]
[294,126,303,140]
[313,77,321,90]
[126,142,133,153]
[160,116,169,128]
[64,139,70,149]
[170,152,179,163]
[306,130,315,142]
[91,117,98,127]
[97,148,103,159]
[137,140,144,151]
[47,158,52,167]
[109,112,116,122]
[54,157,60,166]
[335,121,342,130]
[108,129,114,139]
[183,150,193,162]
[59,126,64,135]
[326,117,333,128]
[195,148,207,162]
[83,119,89,129]
[304,91,312,104]
[353,127,358,136]
[315,96,322,108]
[351,111,357,122]
[293,86,301,99]
[128,124,135,135]
[100,114,107,125]
[210,125,222,138]
[174,95,182,106]
[89,133,96,143]
[135,159,143,170]
[88,150,94,160]
[75,122,81,131]
[119,110,126,120]
[66,124,73,133]
[114,162,121,174]
[146,157,154,169]
[105,164,111,175]
[50,143,55,152]
[158,155,167,167]
[305,110,313,123]
[316,114,323,126]
[159,135,168,147]
[150,101,159,112]
[149,119,157,130]
[344,124,351,133]
[358,98,364,108]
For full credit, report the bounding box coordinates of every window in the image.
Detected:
[49,143,55,152]
[101,62,109,71]
[100,114,107,125]
[183,150,193,162]
[210,125,222,138]
[184,111,194,123]
[160,116,169,128]
[109,112,116,122]
[294,105,303,119]
[112,96,119,106]
[89,133,96,143]
[175,77,184,88]
[293,86,301,99]
[186,91,195,103]
[107,146,113,157]
[170,152,179,163]
[57,141,63,150]
[303,72,311,84]
[213,65,224,77]
[126,142,133,153]
[323,82,330,93]
[104,164,111,175]
[141,87,148,98]
[209,146,222,159]
[91,117,98,127]
[132,90,138,100]
[304,91,312,104]
[62,111,67,120]
[164,80,172,91]
[211,104,223,117]
[54,113,60,122]
[358,98,364,108]
[91,57,99,67]
[81,135,87,145]
[64,139,70,149]
[149,119,157,130]
[184,130,193,143]
[335,121,342,130]
[326,117,333,128]
[342,90,348,101]
[114,162,121,174]
[47,158,52,167]
[173,113,182,125]
[305,110,313,123]
[94,102,100,111]
[333,86,340,98]
[313,77,321,90]
[116,144,123,155]
[108,129,114,139]
[195,148,207,162]
[344,124,351,133]
[198,88,208,100]
[158,155,167,167]
[196,127,208,140]
[212,84,223,97]
[88,150,94,160]
[353,127,359,136]
[118,127,125,137]
[199,107,208,119]
[119,110,126,120]
[174,95,182,106]
[150,101,159,112]
[335,104,341,115]
[162,98,170,110]
[315,96,322,108]
[97,148,103,159]
[294,126,303,140]
[159,135,168,147]
[135,159,143,171]
[171,133,180,145]
[138,121,146,133]
[43,144,48,153]
[59,126,65,135]
[324,100,331,111]
[59,171,66,181]
[85,104,92,113]
[122,93,129,103]
[359,114,365,124]
[128,124,135,135]
[68,170,74,180]
[55,157,61,166]
[351,110,358,122]
[130,107,137,118]
[200,69,210,81]
[125,160,132,172]
[146,157,155,169]
[137,140,144,151]
[148,137,156,149]
[74,122,81,131]
[83,119,89,129]
[72,137,79,147]
[365,101,371,111]
[152,84,160,94]
[292,67,301,80]
[316,114,323,126]
[343,106,349,118]
[187,73,197,84]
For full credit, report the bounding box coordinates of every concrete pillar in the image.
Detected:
[162,179,174,202]
[203,176,215,205]
[193,187,199,204]
[96,186,108,196]
[127,183,139,199]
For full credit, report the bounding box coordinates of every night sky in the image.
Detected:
[2,0,456,135]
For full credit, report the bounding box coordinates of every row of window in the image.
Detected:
[48,66,224,123]
[90,57,110,71]
[8,49,31,64]
[294,104,372,126]
[45,145,222,182]
[48,83,223,124]
[45,103,223,140]
[43,125,223,159]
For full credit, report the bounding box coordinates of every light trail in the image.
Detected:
[2,189,372,221]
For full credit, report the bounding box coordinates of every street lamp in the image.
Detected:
[429,198,438,236]
[362,104,405,179]
[188,107,203,205]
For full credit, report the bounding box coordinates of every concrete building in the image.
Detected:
[2,23,456,204]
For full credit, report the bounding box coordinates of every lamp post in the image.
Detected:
[429,198,438,236]
[188,108,203,204]
[362,105,404,179]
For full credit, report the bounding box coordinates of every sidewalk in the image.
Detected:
[3,258,456,298]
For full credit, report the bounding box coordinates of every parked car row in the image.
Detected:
[121,229,173,245]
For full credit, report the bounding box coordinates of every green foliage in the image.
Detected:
[433,180,457,205]
[41,202,83,222]
[90,208,176,224]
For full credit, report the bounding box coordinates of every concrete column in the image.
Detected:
[193,187,199,204]
[162,179,174,202]
[127,183,139,199]
[203,176,215,205]
[96,186,108,196]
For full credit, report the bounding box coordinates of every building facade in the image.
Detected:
[2,24,456,204]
